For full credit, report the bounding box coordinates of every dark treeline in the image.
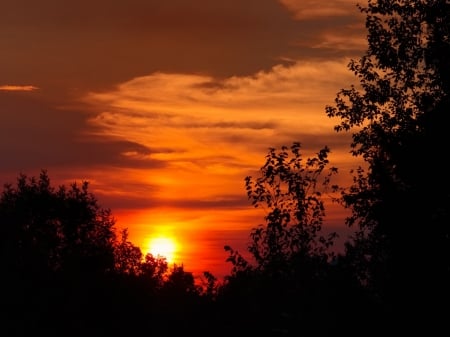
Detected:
[1,1,449,336]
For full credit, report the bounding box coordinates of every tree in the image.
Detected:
[200,271,220,299]
[220,143,345,336]
[139,253,169,289]
[0,170,117,278]
[325,0,449,327]
[114,228,144,276]
[0,170,120,335]
[227,142,338,275]
[162,264,199,295]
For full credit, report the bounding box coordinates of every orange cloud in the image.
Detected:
[83,59,360,211]
[86,61,351,153]
[278,0,359,19]
[310,32,367,51]
[79,58,365,277]
[0,85,39,91]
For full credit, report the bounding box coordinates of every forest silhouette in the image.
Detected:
[1,1,448,336]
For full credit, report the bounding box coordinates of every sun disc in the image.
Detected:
[148,237,177,262]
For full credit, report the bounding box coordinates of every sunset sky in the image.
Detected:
[1,0,368,280]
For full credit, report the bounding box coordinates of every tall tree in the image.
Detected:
[225,143,338,277]
[326,0,449,327]
[220,143,345,336]
[243,142,338,274]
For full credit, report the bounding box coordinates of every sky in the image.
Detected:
[1,0,367,280]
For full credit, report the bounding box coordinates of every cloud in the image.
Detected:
[278,0,360,19]
[276,0,366,58]
[84,59,355,135]
[0,0,365,95]
[0,1,369,273]
[311,32,367,51]
[0,85,39,91]
[82,58,359,211]
[0,0,307,91]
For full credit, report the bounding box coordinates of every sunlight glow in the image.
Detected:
[148,236,178,263]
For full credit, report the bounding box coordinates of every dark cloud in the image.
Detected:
[0,0,361,94]
[179,120,278,130]
[102,194,251,212]
[280,130,353,151]
[0,92,166,172]
[0,1,285,90]
[164,195,252,210]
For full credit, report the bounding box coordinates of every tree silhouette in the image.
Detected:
[326,0,450,330]
[225,142,338,276]
[0,171,209,336]
[0,170,117,279]
[140,252,169,289]
[219,143,356,336]
[0,170,119,335]
[246,143,338,269]
[3,2,450,336]
[114,228,144,276]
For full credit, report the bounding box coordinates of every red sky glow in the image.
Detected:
[1,0,366,280]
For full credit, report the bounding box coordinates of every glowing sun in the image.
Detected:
[148,237,177,263]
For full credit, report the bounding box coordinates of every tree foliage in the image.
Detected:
[2,2,449,334]
[114,228,144,275]
[241,142,339,274]
[219,143,348,335]
[0,170,213,336]
[0,170,117,279]
[326,0,450,319]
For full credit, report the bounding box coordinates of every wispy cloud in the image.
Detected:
[0,85,39,91]
[84,59,355,158]
[311,32,367,51]
[82,58,358,216]
[278,0,360,19]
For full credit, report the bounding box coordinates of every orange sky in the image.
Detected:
[0,0,366,280]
